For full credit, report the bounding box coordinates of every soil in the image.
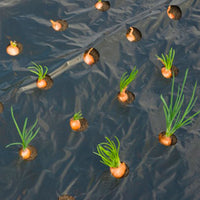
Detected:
[37,74,53,90]
[58,195,75,200]
[159,131,177,146]
[126,27,142,42]
[167,5,182,20]
[122,162,129,178]
[84,48,100,65]
[0,102,4,113]
[56,19,68,31]
[171,65,179,77]
[19,145,37,161]
[98,1,110,11]
[76,118,88,132]
[118,90,135,105]
[16,42,23,54]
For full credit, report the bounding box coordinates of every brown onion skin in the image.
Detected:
[159,134,172,146]
[6,42,20,56]
[50,19,62,31]
[95,1,110,11]
[117,88,128,102]
[161,67,172,79]
[95,1,103,10]
[167,5,182,20]
[70,118,81,131]
[110,162,127,179]
[126,27,142,42]
[83,53,95,65]
[83,48,99,65]
[158,132,177,146]
[36,79,47,89]
[19,147,31,160]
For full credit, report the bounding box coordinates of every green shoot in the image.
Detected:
[156,48,175,70]
[120,66,138,92]
[73,111,83,120]
[161,68,200,137]
[6,106,40,150]
[10,41,17,47]
[28,62,48,81]
[93,136,121,168]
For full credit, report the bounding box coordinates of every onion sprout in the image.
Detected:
[120,66,138,92]
[28,62,48,81]
[93,136,121,168]
[156,48,175,70]
[73,111,83,120]
[6,106,40,150]
[161,69,200,137]
[10,41,17,47]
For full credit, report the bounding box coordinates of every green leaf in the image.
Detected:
[156,48,175,70]
[28,62,48,80]
[6,106,40,150]
[5,142,22,148]
[93,136,121,168]
[161,69,200,136]
[120,66,138,92]
[73,111,83,120]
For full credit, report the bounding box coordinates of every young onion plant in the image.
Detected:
[93,136,128,178]
[159,69,200,146]
[70,111,88,132]
[120,66,138,93]
[94,136,121,168]
[6,106,40,159]
[95,0,110,12]
[156,48,175,70]
[28,62,49,89]
[73,111,83,120]
[28,62,48,81]
[118,66,138,103]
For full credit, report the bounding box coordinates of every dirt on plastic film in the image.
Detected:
[1,0,200,200]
